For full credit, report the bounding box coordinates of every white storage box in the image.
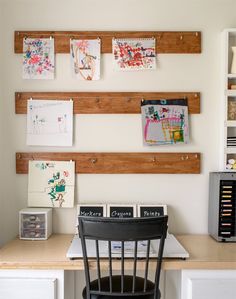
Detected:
[19,208,52,240]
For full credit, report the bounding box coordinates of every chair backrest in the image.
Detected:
[78,216,168,299]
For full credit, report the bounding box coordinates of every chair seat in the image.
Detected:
[82,275,161,299]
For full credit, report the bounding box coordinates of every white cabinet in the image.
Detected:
[0,270,66,299]
[221,29,236,170]
[0,277,56,299]
[181,270,236,299]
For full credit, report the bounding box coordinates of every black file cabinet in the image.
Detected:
[209,172,236,241]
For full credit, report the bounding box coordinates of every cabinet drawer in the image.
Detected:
[181,270,236,299]
[191,278,236,299]
[0,277,56,299]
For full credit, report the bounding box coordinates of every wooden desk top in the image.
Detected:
[0,234,236,270]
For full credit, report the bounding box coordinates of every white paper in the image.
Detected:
[28,160,75,208]
[70,39,101,80]
[23,38,55,79]
[111,241,154,255]
[113,38,156,71]
[27,100,73,146]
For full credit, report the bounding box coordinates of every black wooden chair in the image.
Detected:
[78,216,168,299]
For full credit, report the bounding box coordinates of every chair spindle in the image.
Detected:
[132,241,138,293]
[108,241,112,293]
[121,241,125,293]
[143,240,151,292]
[95,240,101,291]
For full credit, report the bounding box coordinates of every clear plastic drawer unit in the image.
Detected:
[19,208,52,240]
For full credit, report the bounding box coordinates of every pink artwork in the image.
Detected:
[141,99,189,145]
[112,38,156,71]
[23,38,55,79]
[70,39,100,80]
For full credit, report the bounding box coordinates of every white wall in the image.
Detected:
[0,4,5,247]
[0,2,20,246]
[1,0,236,244]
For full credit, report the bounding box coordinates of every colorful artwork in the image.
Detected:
[23,38,55,79]
[28,161,75,208]
[112,38,156,71]
[27,100,73,146]
[141,99,189,145]
[70,39,100,80]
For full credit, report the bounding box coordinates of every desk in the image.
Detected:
[0,234,236,299]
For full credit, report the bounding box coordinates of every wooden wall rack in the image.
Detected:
[14,31,201,54]
[15,92,200,114]
[16,152,201,174]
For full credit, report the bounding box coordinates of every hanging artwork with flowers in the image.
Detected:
[70,39,101,80]
[22,38,55,79]
[112,38,156,71]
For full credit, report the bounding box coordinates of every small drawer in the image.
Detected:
[19,208,52,240]
[22,214,45,223]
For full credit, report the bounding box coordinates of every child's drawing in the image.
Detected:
[141,99,189,145]
[27,100,73,146]
[28,161,75,208]
[70,39,100,80]
[23,38,55,79]
[113,38,156,71]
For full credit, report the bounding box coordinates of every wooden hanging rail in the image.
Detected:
[15,92,200,114]
[14,31,201,54]
[16,152,201,174]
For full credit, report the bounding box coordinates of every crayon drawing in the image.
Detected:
[28,161,75,208]
[141,99,189,145]
[70,39,100,80]
[112,38,156,71]
[23,38,55,79]
[27,100,73,146]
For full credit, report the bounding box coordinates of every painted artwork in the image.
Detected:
[70,39,100,80]
[23,38,55,79]
[112,38,156,71]
[28,161,75,208]
[27,100,73,146]
[141,99,189,145]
